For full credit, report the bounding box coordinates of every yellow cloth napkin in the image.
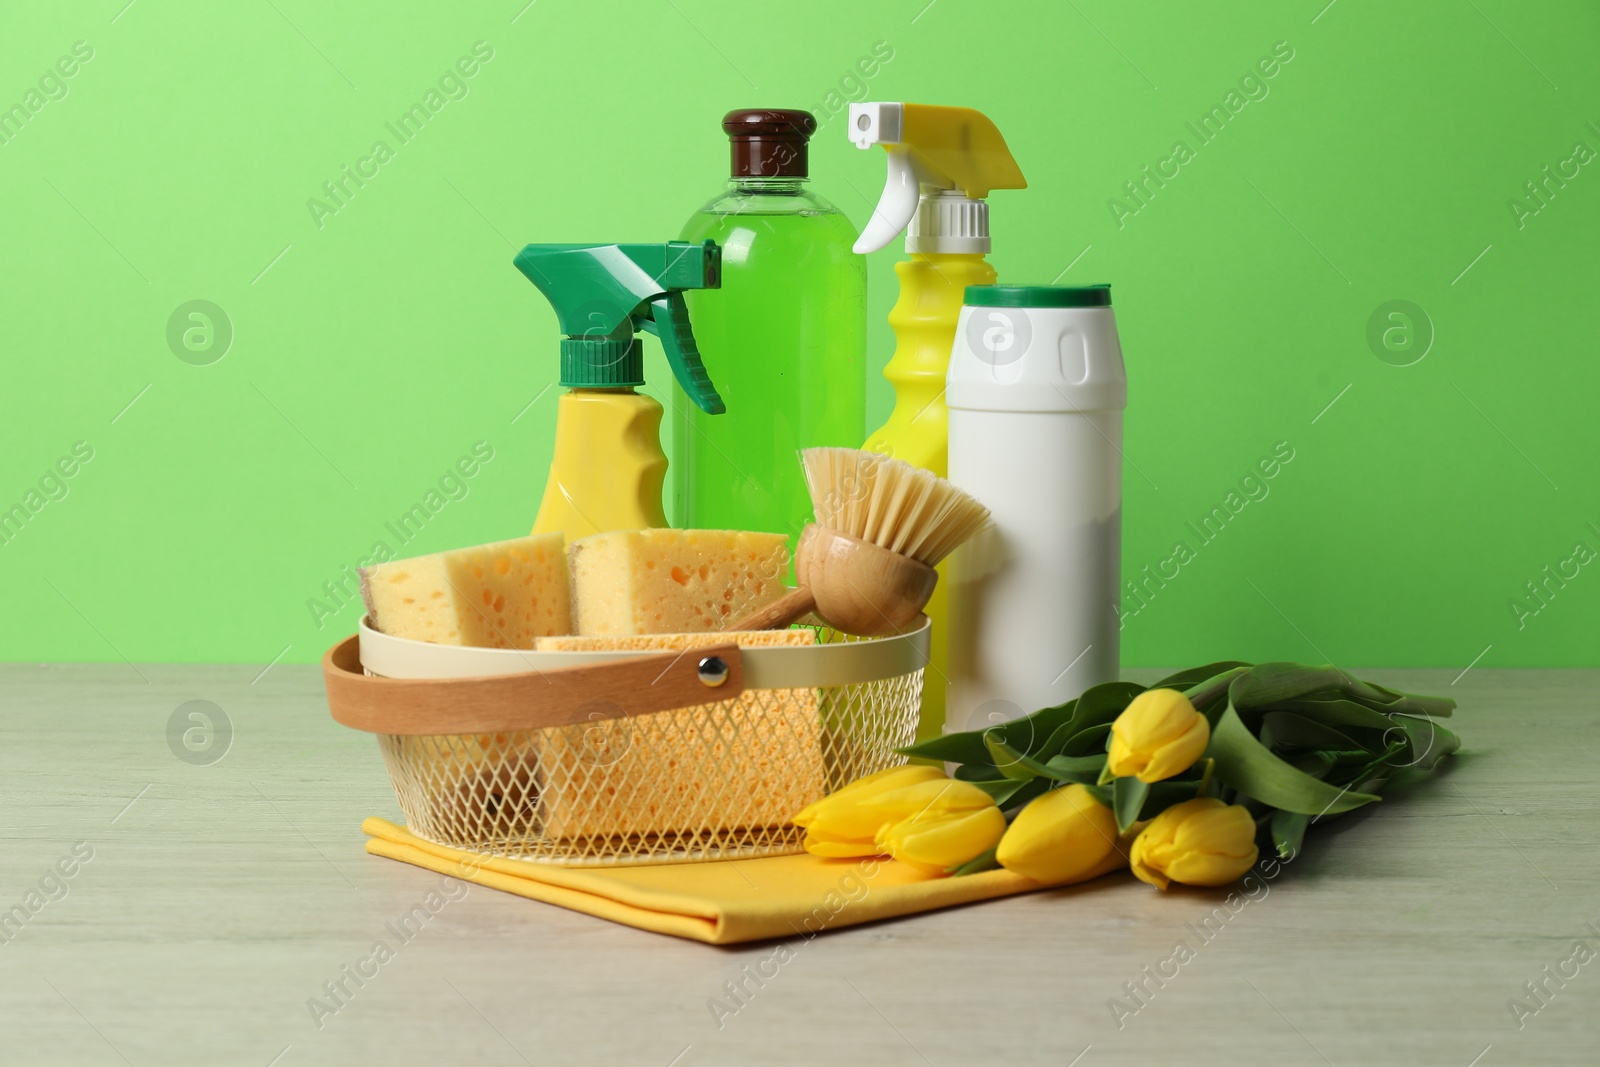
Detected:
[362,818,1126,944]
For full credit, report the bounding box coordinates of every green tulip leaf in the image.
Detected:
[983,735,1108,788]
[1207,705,1381,816]
[1278,698,1401,733]
[963,776,1056,812]
[1044,753,1109,780]
[1036,719,1079,760]
[1015,682,1141,766]
[901,691,1093,766]
[988,734,1071,776]
[1355,681,1456,719]
[993,696,1087,758]
[1003,777,1056,813]
[1181,665,1254,714]
[984,733,1042,781]
[1259,712,1379,754]
[1112,776,1150,834]
[1131,781,1209,823]
[1231,664,1456,721]
[1349,770,1395,796]
[1019,697,1087,744]
[897,730,990,765]
[969,778,1016,802]
[1230,663,1365,709]
[1070,682,1148,734]
[1335,754,1404,800]
[979,748,1107,790]
[1271,810,1309,860]
[1061,723,1114,757]
[948,764,1026,806]
[1286,750,1335,778]
[1329,736,1410,795]
[1026,681,1144,763]
[1152,661,1253,691]
[1385,715,1462,771]
[1362,735,1414,772]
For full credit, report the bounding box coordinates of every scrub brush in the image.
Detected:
[731,447,990,636]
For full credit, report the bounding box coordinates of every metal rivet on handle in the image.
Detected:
[697,656,729,688]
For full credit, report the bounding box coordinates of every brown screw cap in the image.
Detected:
[722,108,817,178]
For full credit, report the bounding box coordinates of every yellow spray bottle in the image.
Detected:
[848,103,1027,739]
[514,241,724,540]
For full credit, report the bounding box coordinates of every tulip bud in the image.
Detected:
[1129,797,1259,890]
[877,805,1007,874]
[794,765,943,835]
[1107,688,1210,783]
[995,784,1120,885]
[793,765,998,866]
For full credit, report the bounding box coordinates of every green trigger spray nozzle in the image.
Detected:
[513,240,726,414]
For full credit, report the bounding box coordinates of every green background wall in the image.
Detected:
[2,0,1596,671]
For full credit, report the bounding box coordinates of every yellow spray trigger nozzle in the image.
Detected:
[849,102,1027,254]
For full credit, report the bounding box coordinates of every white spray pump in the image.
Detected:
[849,102,1023,255]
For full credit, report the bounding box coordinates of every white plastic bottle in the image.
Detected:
[945,284,1127,731]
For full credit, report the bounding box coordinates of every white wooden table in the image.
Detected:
[1,663,1594,1066]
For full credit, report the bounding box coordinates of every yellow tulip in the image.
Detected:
[793,765,998,868]
[793,765,943,839]
[877,805,1007,874]
[1129,797,1259,890]
[995,784,1119,885]
[1107,688,1210,782]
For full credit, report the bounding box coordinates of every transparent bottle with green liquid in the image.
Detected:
[671,109,865,544]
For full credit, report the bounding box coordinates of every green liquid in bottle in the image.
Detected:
[671,177,866,547]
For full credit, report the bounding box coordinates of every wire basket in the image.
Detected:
[323,618,928,866]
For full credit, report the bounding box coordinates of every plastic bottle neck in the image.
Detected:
[906,191,990,254]
[731,176,805,195]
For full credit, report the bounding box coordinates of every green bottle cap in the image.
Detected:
[559,338,643,389]
[513,241,726,413]
[964,283,1112,308]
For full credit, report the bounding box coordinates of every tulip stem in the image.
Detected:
[1194,758,1215,798]
[948,846,1000,877]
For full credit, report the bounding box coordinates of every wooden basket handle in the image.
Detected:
[322,635,747,736]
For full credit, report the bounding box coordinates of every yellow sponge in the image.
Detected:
[568,529,789,636]
[360,534,569,648]
[531,629,824,842]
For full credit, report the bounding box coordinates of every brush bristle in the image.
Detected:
[802,447,990,566]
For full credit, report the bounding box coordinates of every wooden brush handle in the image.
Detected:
[730,586,817,631]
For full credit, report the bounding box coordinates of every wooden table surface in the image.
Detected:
[1,663,1595,1067]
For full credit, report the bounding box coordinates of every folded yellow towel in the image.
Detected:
[362,817,1127,944]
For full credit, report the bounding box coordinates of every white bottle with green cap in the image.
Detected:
[945,284,1127,731]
